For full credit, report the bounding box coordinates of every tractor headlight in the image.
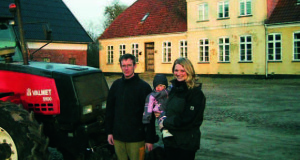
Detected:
[102,101,106,109]
[83,105,93,115]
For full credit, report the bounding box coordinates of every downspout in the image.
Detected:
[264,24,268,78]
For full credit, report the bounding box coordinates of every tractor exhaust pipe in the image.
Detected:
[11,0,29,65]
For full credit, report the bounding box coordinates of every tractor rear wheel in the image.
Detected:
[0,101,50,160]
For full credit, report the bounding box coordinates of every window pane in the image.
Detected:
[241,44,245,50]
[247,44,251,49]
[204,3,209,19]
[268,35,273,41]
[247,36,252,42]
[241,37,245,42]
[268,43,274,48]
[200,40,203,45]
[247,55,252,61]
[219,38,223,44]
[205,39,209,44]
[240,1,245,15]
[225,3,229,17]
[246,1,251,14]
[295,33,300,39]
[275,34,281,40]
[225,38,229,43]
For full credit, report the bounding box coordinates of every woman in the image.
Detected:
[158,57,206,160]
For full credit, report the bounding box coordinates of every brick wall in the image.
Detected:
[29,49,87,66]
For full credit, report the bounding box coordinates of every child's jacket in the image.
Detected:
[143,89,169,124]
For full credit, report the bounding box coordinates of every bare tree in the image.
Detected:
[103,0,128,30]
[84,20,103,41]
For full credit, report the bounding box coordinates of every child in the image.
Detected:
[143,74,173,138]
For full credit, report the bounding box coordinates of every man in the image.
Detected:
[105,54,157,160]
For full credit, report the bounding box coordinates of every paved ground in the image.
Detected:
[105,75,300,160]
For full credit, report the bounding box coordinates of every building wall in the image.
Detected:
[27,42,88,65]
[266,25,300,75]
[187,0,267,31]
[99,33,186,73]
[187,0,268,76]
[187,25,267,75]
[99,0,300,76]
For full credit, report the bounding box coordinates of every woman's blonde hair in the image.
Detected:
[172,57,198,89]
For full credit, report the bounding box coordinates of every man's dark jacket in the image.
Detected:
[105,74,156,143]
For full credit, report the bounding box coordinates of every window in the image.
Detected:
[119,44,126,57]
[43,57,50,62]
[163,42,172,63]
[141,13,149,22]
[198,3,209,21]
[180,40,187,58]
[69,58,76,64]
[240,0,252,16]
[240,35,252,61]
[294,32,300,61]
[218,1,229,18]
[218,37,230,62]
[268,33,281,61]
[108,45,113,64]
[132,43,139,62]
[199,38,209,62]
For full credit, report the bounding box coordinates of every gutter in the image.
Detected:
[264,24,268,78]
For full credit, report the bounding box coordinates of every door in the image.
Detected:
[145,42,154,72]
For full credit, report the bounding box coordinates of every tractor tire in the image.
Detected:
[0,101,50,160]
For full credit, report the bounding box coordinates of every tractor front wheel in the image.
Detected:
[0,101,50,160]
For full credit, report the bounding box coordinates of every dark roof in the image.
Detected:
[99,0,187,39]
[0,0,92,43]
[266,0,300,24]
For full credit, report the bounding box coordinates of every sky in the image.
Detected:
[62,0,137,36]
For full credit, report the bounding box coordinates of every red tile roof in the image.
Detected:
[99,0,187,39]
[266,0,300,24]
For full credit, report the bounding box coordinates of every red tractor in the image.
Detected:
[0,1,110,160]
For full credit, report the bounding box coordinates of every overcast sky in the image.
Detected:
[62,0,137,35]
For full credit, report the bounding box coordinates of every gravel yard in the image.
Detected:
[50,75,300,160]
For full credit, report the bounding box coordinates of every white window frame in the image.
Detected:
[240,0,252,16]
[107,45,114,64]
[179,40,188,58]
[293,31,300,61]
[132,43,139,62]
[240,35,252,62]
[218,1,229,18]
[43,57,50,62]
[162,41,172,63]
[267,33,282,61]
[69,58,76,65]
[218,37,230,62]
[199,38,210,62]
[198,3,209,21]
[119,44,126,57]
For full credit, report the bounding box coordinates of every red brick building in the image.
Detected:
[0,0,93,66]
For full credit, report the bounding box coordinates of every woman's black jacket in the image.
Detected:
[163,79,206,151]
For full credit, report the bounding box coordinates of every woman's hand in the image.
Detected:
[154,111,161,118]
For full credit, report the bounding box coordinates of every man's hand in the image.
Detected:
[107,134,114,145]
[145,143,153,151]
